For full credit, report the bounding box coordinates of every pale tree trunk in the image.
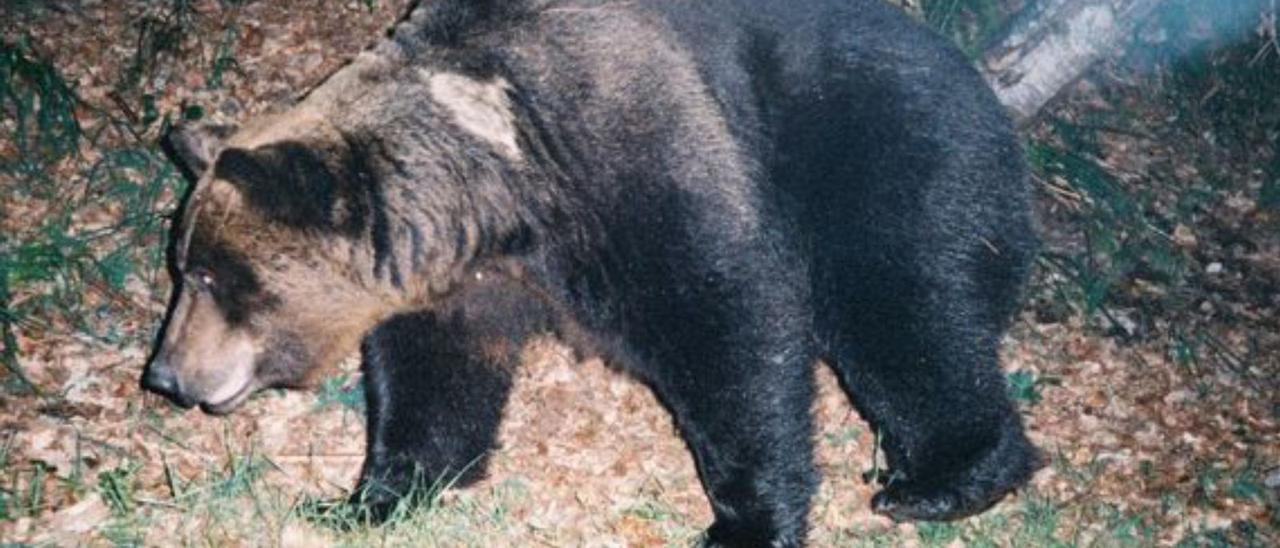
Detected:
[980,0,1168,122]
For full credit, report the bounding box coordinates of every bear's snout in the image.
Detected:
[141,355,198,409]
[143,326,261,414]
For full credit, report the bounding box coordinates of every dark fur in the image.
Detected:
[182,238,275,326]
[356,272,547,519]
[163,0,1042,545]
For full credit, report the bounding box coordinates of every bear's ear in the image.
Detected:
[162,123,238,182]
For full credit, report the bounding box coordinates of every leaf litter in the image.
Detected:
[1,0,1276,545]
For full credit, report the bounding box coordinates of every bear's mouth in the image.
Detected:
[200,379,257,415]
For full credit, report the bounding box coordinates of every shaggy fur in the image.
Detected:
[147,0,1043,545]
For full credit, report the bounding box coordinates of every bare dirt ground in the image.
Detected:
[2,1,1277,546]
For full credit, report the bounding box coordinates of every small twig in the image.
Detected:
[134,496,183,509]
[0,307,55,338]
[1065,122,1157,141]
[144,422,197,453]
[261,454,352,494]
[1035,173,1085,208]
[84,277,164,316]
[1096,305,1136,342]
[1055,144,1156,185]
[1201,331,1246,371]
[162,452,182,499]
[1037,253,1133,339]
[1199,82,1222,106]
[1037,253,1080,282]
[1250,1,1278,66]
[107,90,140,126]
[977,236,998,256]
[75,434,130,457]
[270,454,365,461]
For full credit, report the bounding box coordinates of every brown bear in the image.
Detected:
[145,0,1042,545]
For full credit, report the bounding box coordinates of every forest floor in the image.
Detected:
[1,1,1277,546]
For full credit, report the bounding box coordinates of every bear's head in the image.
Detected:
[144,116,403,414]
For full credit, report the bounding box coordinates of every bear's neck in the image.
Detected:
[313,114,553,311]
[291,43,575,311]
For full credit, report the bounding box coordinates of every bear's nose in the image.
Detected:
[141,357,196,409]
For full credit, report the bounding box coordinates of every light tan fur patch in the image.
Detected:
[159,286,259,404]
[229,107,335,150]
[425,71,522,160]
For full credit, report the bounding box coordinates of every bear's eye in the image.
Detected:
[188,266,217,291]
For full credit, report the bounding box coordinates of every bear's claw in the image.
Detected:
[870,480,1004,522]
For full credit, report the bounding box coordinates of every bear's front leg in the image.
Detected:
[352,277,549,522]
[646,340,819,548]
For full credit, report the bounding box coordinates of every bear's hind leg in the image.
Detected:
[826,261,1041,522]
[353,278,549,522]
